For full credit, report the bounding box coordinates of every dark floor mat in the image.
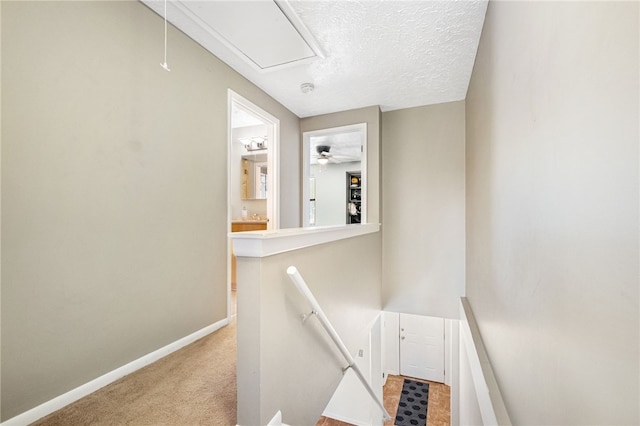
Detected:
[394,379,429,426]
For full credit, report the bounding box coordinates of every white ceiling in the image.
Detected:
[142,0,488,118]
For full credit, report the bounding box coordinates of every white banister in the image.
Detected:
[287,266,391,422]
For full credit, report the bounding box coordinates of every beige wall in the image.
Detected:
[381,102,466,319]
[1,1,299,420]
[236,232,382,425]
[466,1,638,424]
[301,106,382,224]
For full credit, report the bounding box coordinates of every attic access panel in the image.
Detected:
[180,0,318,70]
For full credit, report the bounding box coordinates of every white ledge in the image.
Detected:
[459,297,512,426]
[230,223,380,257]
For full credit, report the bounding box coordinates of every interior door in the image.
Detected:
[399,313,445,382]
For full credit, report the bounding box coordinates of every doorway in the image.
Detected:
[399,313,445,383]
[302,123,367,227]
[227,90,279,321]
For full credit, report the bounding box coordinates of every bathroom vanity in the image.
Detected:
[231,221,267,232]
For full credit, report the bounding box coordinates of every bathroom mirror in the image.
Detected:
[241,153,268,200]
[302,123,367,227]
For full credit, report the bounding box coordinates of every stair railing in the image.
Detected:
[286,266,392,422]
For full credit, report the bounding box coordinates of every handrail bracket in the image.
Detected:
[301,310,317,323]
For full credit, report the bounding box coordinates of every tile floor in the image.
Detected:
[316,375,450,426]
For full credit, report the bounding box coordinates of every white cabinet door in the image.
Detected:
[399,313,445,382]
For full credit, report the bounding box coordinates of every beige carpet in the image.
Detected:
[32,320,237,426]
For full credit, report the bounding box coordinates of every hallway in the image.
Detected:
[29,294,450,426]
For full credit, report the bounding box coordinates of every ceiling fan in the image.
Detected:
[313,144,352,165]
[314,145,333,165]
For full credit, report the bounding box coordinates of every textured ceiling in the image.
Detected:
[142,0,488,118]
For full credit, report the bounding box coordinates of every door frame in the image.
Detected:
[302,123,367,227]
[227,90,280,322]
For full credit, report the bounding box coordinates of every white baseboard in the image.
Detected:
[2,318,229,426]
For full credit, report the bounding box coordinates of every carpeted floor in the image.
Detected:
[31,320,237,426]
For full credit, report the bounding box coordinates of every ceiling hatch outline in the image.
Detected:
[171,0,324,72]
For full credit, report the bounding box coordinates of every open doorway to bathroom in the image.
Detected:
[227,90,279,321]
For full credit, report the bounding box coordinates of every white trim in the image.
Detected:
[227,89,281,322]
[266,410,283,426]
[381,311,400,378]
[168,0,322,74]
[274,0,325,59]
[227,91,234,325]
[361,125,368,225]
[1,318,229,426]
[228,90,280,232]
[230,223,380,258]
[459,298,511,426]
[444,318,459,387]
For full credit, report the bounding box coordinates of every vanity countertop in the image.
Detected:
[231,220,268,233]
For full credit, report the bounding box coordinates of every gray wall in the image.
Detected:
[466,1,638,424]
[236,232,382,425]
[381,102,466,319]
[1,1,300,420]
[301,106,382,224]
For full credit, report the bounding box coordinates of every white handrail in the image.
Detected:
[287,266,392,422]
